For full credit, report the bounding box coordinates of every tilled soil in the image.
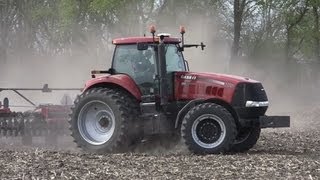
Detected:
[1,106,320,179]
[0,130,319,180]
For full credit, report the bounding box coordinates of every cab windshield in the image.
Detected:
[112,44,186,76]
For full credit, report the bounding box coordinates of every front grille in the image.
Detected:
[231,83,268,107]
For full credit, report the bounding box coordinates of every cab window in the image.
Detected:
[112,44,186,76]
[113,45,136,76]
[165,44,186,72]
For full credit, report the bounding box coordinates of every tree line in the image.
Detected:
[0,0,319,65]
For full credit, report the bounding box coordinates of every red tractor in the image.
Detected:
[69,26,290,154]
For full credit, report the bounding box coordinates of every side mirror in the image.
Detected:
[137,43,148,50]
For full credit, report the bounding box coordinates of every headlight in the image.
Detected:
[245,101,269,107]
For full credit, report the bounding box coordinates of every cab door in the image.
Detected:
[164,44,187,100]
[112,44,156,95]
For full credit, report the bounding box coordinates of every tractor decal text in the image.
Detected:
[180,75,197,80]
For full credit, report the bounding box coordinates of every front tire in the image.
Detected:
[69,88,140,153]
[230,126,261,153]
[181,103,237,154]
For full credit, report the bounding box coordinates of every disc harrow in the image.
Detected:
[0,84,80,146]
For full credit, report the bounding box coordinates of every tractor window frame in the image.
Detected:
[111,44,188,76]
[165,44,187,72]
[112,44,154,77]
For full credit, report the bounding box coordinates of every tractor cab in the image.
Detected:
[111,33,188,96]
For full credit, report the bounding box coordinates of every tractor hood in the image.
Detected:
[174,71,262,103]
[176,71,259,85]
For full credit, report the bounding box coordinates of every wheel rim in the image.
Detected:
[78,100,115,145]
[191,114,226,148]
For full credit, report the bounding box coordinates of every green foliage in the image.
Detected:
[58,0,77,30]
[310,0,320,6]
[31,1,58,24]
[89,0,125,15]
[0,0,319,61]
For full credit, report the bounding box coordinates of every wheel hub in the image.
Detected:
[191,114,226,148]
[98,116,110,128]
[197,120,221,143]
[78,100,116,145]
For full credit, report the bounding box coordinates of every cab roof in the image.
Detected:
[112,36,181,45]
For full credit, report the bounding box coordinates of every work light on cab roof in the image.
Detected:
[180,26,186,34]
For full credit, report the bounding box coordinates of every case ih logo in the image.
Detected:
[180,75,197,80]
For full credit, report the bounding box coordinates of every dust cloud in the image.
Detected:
[0,6,319,152]
[1,11,313,115]
[0,52,110,111]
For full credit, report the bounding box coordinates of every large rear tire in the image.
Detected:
[69,88,140,153]
[181,103,237,154]
[230,126,261,153]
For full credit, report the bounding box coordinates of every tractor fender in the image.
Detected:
[83,74,142,100]
[174,98,239,129]
[175,99,205,128]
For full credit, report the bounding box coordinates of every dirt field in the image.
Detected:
[0,108,319,179]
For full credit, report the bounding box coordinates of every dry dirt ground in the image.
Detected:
[0,107,319,179]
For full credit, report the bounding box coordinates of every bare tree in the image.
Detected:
[232,0,247,57]
[284,1,309,61]
[313,5,319,61]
